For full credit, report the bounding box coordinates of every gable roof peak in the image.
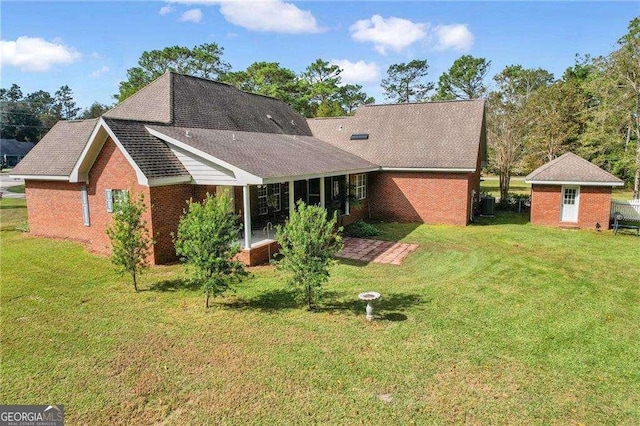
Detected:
[525,152,623,185]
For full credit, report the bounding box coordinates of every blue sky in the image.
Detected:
[1,1,638,110]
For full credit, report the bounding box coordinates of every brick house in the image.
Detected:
[12,72,486,265]
[525,152,624,229]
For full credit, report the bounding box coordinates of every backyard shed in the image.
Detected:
[525,152,624,229]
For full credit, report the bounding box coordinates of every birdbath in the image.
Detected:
[358,291,380,321]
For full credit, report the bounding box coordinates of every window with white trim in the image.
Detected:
[105,189,129,213]
[257,185,268,215]
[283,182,290,211]
[355,174,366,200]
[268,184,281,212]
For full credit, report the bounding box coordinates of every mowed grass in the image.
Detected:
[481,176,636,200]
[1,199,639,424]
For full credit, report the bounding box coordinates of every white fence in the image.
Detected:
[611,199,640,222]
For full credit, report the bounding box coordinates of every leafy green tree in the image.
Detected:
[521,81,585,169]
[381,59,434,103]
[0,84,23,102]
[274,201,343,310]
[487,65,554,200]
[434,55,491,100]
[26,90,60,132]
[79,102,111,119]
[105,193,152,292]
[174,194,246,308]
[300,59,343,116]
[0,101,43,142]
[54,85,80,120]
[338,84,375,114]
[222,61,306,111]
[116,43,231,102]
[609,17,640,197]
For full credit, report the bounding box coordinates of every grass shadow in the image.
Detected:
[472,211,530,226]
[148,279,200,292]
[321,291,425,317]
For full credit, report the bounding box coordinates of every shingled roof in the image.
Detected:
[147,125,377,181]
[103,118,189,179]
[12,119,98,177]
[105,72,312,135]
[525,152,624,186]
[308,100,485,169]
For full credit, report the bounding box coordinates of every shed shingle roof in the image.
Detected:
[147,125,377,180]
[12,119,98,176]
[307,100,485,169]
[525,152,624,185]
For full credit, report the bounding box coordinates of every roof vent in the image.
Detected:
[266,114,273,120]
[185,130,191,138]
[350,133,369,140]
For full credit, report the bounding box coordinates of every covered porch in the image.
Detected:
[232,173,365,265]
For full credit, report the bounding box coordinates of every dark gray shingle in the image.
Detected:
[103,118,189,179]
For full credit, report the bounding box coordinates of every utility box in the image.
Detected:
[480,196,496,217]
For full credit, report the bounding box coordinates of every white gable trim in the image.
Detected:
[10,174,69,181]
[148,176,193,187]
[146,127,262,185]
[69,118,148,185]
[526,180,624,187]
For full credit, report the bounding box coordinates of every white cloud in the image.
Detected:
[0,36,80,72]
[90,65,109,79]
[433,24,474,51]
[169,0,324,33]
[350,15,427,55]
[179,8,203,23]
[159,5,175,15]
[331,59,380,85]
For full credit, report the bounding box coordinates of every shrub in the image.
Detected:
[343,220,381,238]
[105,193,151,292]
[274,201,343,310]
[174,193,247,308]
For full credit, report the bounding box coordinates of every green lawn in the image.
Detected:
[1,199,639,424]
[5,184,25,194]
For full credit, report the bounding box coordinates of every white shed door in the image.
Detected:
[561,186,579,222]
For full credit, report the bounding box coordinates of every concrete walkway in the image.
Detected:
[0,173,25,199]
[337,237,418,265]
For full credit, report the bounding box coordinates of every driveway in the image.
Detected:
[0,173,25,199]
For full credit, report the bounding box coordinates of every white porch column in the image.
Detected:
[345,174,350,215]
[288,180,295,215]
[319,177,325,208]
[243,185,251,249]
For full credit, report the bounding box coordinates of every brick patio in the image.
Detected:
[336,237,419,265]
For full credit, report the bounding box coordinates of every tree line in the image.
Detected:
[1,16,638,195]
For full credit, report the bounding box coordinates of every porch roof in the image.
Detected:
[146,125,378,183]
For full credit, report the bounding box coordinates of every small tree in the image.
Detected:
[174,194,246,308]
[105,193,151,292]
[274,201,343,310]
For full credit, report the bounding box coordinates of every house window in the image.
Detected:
[257,185,268,215]
[81,185,90,226]
[105,189,129,213]
[258,184,282,215]
[268,183,281,212]
[283,182,290,211]
[355,174,366,200]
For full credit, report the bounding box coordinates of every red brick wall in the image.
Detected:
[25,180,88,242]
[149,184,195,264]
[530,184,612,229]
[24,138,152,258]
[368,171,472,225]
